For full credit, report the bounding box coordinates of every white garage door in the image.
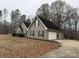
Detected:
[48,32,57,40]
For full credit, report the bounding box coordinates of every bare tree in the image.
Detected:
[0,10,2,22]
[71,9,79,39]
[50,0,78,39]
[10,10,15,33]
[3,9,8,23]
[19,15,26,25]
[10,9,21,33]
[36,3,50,20]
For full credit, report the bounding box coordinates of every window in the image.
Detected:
[36,20,38,27]
[26,31,27,35]
[30,31,35,37]
[36,20,40,27]
[30,31,31,36]
[38,31,44,37]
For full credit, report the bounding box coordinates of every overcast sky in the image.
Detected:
[0,0,79,21]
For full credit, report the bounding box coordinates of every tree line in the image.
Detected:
[0,9,27,34]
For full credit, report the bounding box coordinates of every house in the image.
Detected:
[21,21,30,34]
[16,21,30,35]
[26,16,63,40]
[16,25,23,34]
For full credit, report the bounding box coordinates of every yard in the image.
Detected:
[0,35,60,58]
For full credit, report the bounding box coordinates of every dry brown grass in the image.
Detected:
[0,35,60,58]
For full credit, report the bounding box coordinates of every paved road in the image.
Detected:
[40,40,79,58]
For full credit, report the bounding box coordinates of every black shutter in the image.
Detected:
[42,31,44,37]
[38,31,40,37]
[26,31,27,35]
[33,31,34,36]
[38,21,40,26]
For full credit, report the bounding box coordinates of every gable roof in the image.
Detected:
[27,16,59,31]
[19,25,23,31]
[24,22,30,28]
[38,16,59,30]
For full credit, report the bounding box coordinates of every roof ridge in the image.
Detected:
[19,25,23,31]
[23,21,31,28]
[38,16,59,30]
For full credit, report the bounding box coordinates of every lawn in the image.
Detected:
[0,35,60,58]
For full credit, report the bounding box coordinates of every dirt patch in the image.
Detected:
[0,35,60,58]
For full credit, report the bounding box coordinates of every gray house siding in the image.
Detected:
[27,18,48,40]
[16,27,22,34]
[16,26,23,34]
[21,23,27,34]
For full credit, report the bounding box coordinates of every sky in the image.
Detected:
[0,0,79,22]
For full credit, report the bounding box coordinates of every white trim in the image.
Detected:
[16,26,22,33]
[37,16,48,30]
[36,20,38,27]
[19,26,23,31]
[23,22,28,28]
[27,16,48,30]
[27,17,36,30]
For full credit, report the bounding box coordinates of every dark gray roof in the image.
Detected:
[19,25,23,31]
[24,22,30,28]
[38,16,59,30]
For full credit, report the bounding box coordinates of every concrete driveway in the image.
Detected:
[40,40,79,58]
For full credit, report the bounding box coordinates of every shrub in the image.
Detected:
[12,33,17,36]
[19,34,25,37]
[12,33,25,37]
